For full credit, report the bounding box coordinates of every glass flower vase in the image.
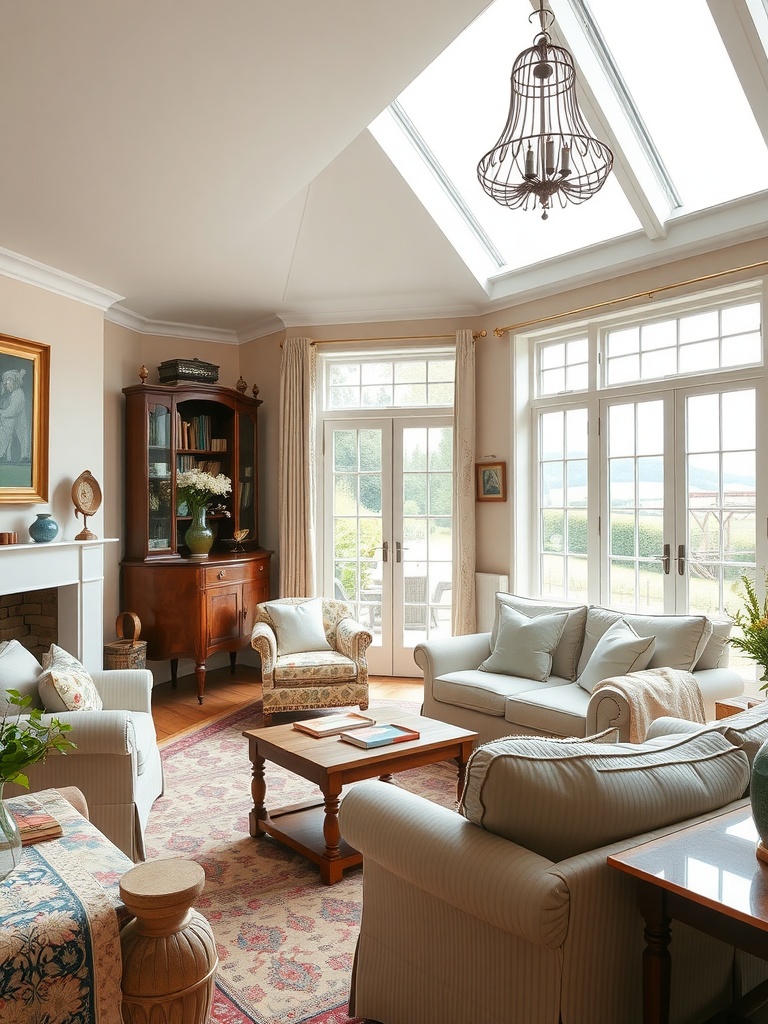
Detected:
[185,505,214,559]
[0,784,22,881]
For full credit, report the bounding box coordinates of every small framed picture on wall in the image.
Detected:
[0,333,50,503]
[476,461,507,502]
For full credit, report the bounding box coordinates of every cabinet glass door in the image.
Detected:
[148,402,173,553]
[238,411,256,542]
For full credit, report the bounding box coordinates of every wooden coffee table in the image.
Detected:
[244,709,477,884]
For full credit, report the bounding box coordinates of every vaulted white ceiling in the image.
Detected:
[1,0,766,341]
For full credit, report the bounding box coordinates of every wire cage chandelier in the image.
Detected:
[477,0,613,220]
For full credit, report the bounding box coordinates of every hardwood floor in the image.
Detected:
[150,663,425,742]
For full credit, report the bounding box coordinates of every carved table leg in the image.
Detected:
[120,858,218,1024]
[249,746,267,838]
[320,781,344,884]
[195,661,206,704]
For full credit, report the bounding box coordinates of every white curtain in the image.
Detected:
[278,337,316,597]
[452,329,476,634]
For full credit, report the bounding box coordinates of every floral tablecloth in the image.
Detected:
[0,788,133,1024]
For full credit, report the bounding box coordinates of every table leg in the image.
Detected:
[248,745,267,838]
[638,880,671,1024]
[320,781,344,884]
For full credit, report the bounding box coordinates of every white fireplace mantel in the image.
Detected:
[0,539,118,669]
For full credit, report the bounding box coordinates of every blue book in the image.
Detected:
[338,723,420,748]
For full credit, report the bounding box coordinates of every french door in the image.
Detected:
[599,381,757,618]
[323,416,453,676]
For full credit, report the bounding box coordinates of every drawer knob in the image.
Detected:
[217,570,226,580]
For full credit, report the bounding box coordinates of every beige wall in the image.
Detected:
[0,275,105,543]
[1,235,764,667]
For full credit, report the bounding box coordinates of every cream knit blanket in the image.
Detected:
[592,667,706,743]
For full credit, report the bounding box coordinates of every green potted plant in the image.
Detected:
[729,569,768,686]
[0,690,74,880]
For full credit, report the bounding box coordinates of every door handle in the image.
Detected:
[395,541,408,564]
[377,540,388,563]
[677,544,685,575]
[655,543,670,575]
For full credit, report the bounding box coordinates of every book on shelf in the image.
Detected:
[292,712,376,738]
[10,794,64,845]
[338,723,421,748]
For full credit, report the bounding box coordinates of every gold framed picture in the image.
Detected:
[476,461,507,502]
[0,333,50,503]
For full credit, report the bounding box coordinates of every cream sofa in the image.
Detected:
[416,595,744,744]
[0,639,163,861]
[340,724,760,1024]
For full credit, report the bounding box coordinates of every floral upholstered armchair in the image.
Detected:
[251,597,373,726]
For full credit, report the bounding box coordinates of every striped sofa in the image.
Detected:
[339,727,755,1024]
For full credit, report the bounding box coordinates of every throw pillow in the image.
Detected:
[37,644,103,712]
[459,731,749,862]
[490,594,588,681]
[693,617,734,670]
[577,607,712,675]
[266,599,332,656]
[0,639,43,712]
[576,618,656,693]
[480,604,568,681]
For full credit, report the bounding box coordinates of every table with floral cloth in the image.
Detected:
[0,788,133,1024]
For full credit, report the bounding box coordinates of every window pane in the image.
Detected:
[541,367,566,395]
[394,383,427,405]
[609,405,635,457]
[641,320,676,350]
[679,339,718,373]
[607,328,639,357]
[542,462,564,506]
[607,353,640,384]
[722,303,760,334]
[687,394,720,453]
[722,390,755,450]
[722,332,761,367]
[362,362,393,385]
[680,311,718,344]
[541,411,564,459]
[641,348,676,379]
[688,454,720,507]
[395,362,425,384]
[566,408,588,457]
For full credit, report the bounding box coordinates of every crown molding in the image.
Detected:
[105,304,239,344]
[0,246,124,310]
[235,314,288,343]
[278,300,479,329]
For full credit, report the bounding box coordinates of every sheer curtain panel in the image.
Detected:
[278,337,316,597]
[452,329,476,633]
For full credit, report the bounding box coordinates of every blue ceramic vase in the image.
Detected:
[29,513,59,543]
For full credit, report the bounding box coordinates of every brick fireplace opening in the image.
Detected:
[0,588,58,661]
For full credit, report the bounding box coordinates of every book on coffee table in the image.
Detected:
[338,723,421,748]
[292,712,376,738]
[10,793,64,845]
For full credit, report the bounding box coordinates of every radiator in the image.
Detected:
[475,572,509,632]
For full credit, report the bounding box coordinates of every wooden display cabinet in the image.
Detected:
[121,383,272,702]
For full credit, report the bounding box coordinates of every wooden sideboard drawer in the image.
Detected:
[204,563,250,586]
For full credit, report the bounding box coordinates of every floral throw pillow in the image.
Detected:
[37,644,103,712]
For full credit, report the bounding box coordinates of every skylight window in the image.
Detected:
[369,0,768,292]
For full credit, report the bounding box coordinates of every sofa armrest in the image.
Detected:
[645,716,705,741]
[414,633,493,686]
[339,781,569,948]
[251,622,277,684]
[26,710,136,755]
[336,617,373,662]
[91,669,153,713]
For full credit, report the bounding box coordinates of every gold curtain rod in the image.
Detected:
[280,330,486,348]
[309,330,487,345]
[492,260,768,337]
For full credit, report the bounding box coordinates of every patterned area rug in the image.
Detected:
[145,700,458,1024]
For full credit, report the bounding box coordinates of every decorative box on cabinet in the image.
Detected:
[121,383,272,702]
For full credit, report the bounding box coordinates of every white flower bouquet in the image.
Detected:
[176,469,232,515]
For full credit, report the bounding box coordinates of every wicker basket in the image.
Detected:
[103,612,148,670]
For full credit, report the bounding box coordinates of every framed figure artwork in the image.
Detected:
[0,334,50,503]
[476,460,507,502]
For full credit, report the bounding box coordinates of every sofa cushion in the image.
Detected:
[0,639,43,711]
[480,604,568,681]
[37,645,103,712]
[491,595,588,681]
[274,651,356,685]
[577,607,713,674]
[576,618,656,693]
[435,670,571,717]
[459,730,749,862]
[266,598,332,656]
[505,682,590,738]
[694,617,733,670]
